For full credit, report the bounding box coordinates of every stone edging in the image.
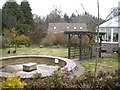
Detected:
[0,55,76,71]
[0,55,77,78]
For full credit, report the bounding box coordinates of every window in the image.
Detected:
[74,26,76,30]
[53,27,56,30]
[106,28,111,42]
[113,33,118,42]
[67,27,69,29]
[80,27,82,30]
[113,28,118,42]
[99,28,106,32]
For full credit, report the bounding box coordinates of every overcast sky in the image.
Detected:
[0,0,120,19]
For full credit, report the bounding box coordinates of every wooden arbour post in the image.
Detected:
[68,34,71,59]
[64,31,105,60]
[78,34,82,60]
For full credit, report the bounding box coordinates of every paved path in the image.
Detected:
[72,60,85,76]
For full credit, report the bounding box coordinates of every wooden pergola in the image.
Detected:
[64,30,106,60]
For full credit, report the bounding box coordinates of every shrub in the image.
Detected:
[14,35,30,46]
[27,30,46,45]
[76,69,120,89]
[2,65,119,89]
[24,73,46,88]
[112,45,118,53]
[2,73,26,88]
[41,32,68,46]
[24,68,120,89]
[41,33,56,46]
[71,35,79,43]
[54,32,68,46]
[24,69,77,89]
[2,28,17,48]
[82,35,89,44]
[39,45,44,48]
[41,32,93,47]
[0,35,2,48]
[46,70,77,88]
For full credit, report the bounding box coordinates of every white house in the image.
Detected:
[99,16,119,52]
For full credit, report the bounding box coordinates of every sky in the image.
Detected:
[0,0,120,19]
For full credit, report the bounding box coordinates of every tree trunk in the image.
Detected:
[118,1,120,58]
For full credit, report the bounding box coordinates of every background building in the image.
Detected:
[99,16,119,52]
[48,23,88,33]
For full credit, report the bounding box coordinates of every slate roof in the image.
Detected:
[48,23,88,33]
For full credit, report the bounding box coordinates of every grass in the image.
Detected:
[1,46,119,73]
[1,46,68,58]
[80,57,119,73]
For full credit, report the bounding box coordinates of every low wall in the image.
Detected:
[101,43,118,53]
[0,55,76,71]
[0,55,77,78]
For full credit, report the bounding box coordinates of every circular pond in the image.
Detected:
[0,55,76,78]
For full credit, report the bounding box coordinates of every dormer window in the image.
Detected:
[67,27,69,29]
[74,26,76,30]
[54,27,56,30]
[80,27,82,30]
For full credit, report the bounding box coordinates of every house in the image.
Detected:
[48,23,88,33]
[98,16,119,52]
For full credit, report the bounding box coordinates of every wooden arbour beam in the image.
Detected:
[64,30,106,60]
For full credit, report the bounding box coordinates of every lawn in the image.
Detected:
[1,46,119,89]
[80,57,119,73]
[1,46,119,73]
[1,46,68,58]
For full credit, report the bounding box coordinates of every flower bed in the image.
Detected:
[2,67,120,89]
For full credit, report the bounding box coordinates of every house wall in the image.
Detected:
[101,43,118,53]
[98,27,119,53]
[99,27,119,42]
[97,17,119,53]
